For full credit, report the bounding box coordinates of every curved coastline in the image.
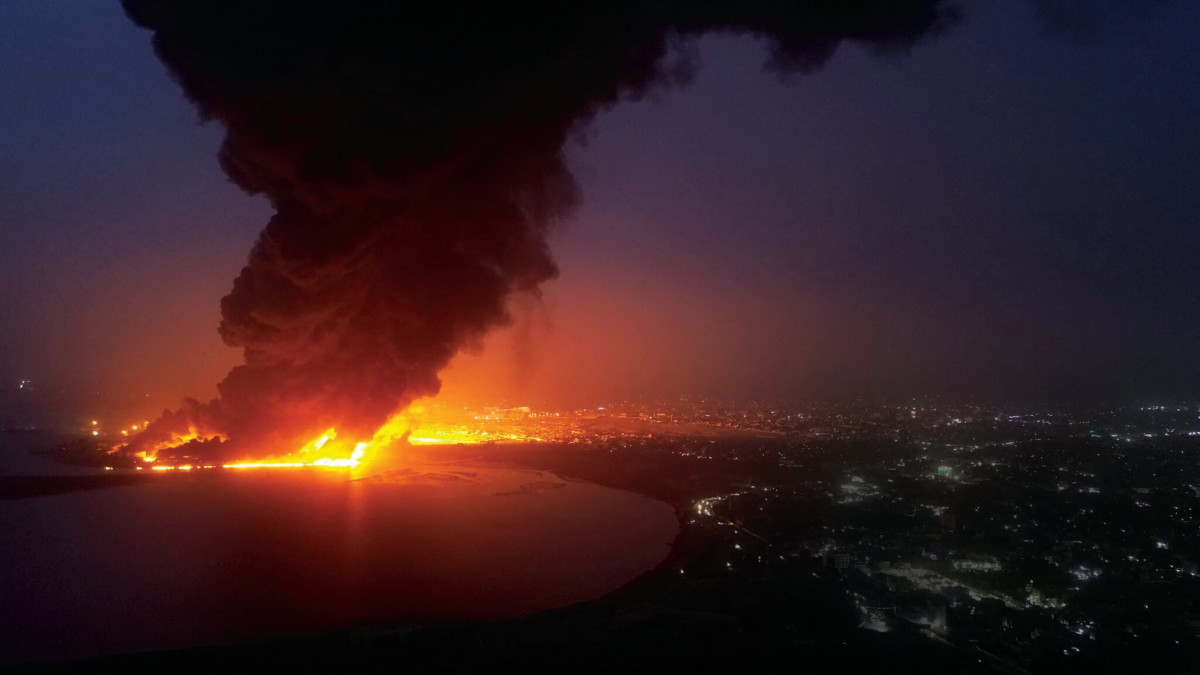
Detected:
[0,452,680,665]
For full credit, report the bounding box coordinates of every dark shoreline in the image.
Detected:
[0,473,160,500]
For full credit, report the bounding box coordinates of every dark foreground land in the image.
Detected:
[11,604,969,675]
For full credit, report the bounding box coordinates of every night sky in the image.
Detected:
[2,1,1198,418]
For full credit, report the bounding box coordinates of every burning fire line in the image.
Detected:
[97,403,539,472]
[101,405,513,472]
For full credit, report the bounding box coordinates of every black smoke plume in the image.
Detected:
[120,0,957,460]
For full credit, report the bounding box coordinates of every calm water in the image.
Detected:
[0,439,678,663]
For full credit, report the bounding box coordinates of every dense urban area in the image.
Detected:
[432,399,1200,673]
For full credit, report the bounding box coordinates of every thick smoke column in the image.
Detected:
[121,0,956,460]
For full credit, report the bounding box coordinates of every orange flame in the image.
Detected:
[125,426,229,464]
[120,399,531,472]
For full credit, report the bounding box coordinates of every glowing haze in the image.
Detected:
[116,0,956,463]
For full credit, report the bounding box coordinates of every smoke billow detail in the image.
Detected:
[120,0,957,461]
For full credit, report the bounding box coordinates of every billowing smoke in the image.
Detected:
[120,0,957,460]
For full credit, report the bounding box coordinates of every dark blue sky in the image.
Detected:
[2,1,1198,413]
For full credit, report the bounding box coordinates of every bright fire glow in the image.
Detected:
[120,399,534,472]
[215,404,495,471]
